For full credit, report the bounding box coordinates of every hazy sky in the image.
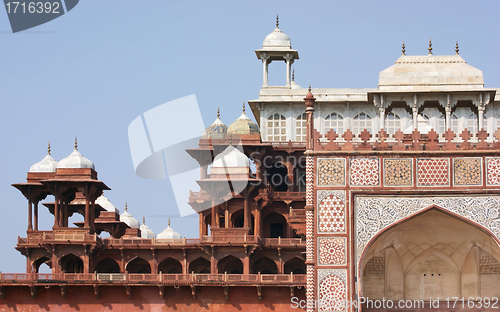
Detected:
[0,1,499,273]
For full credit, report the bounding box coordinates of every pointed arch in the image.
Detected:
[284,257,305,274]
[95,257,120,273]
[252,257,278,274]
[158,257,182,274]
[59,253,83,273]
[218,255,243,274]
[189,257,210,274]
[126,257,151,274]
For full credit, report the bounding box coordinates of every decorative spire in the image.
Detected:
[428,38,432,55]
[308,84,311,93]
[242,102,246,113]
[143,215,145,225]
[455,41,459,55]
[47,142,51,155]
[276,14,279,28]
[125,202,128,212]
[168,218,171,227]
[292,69,295,81]
[74,137,78,150]
[402,42,405,55]
[217,107,220,119]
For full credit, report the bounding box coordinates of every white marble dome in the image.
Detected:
[140,216,155,239]
[57,145,95,170]
[30,154,58,173]
[157,219,181,239]
[212,145,249,168]
[120,203,140,229]
[95,195,119,213]
[263,25,291,49]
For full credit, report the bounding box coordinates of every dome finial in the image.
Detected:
[428,38,432,55]
[168,218,171,227]
[217,107,220,119]
[47,141,51,155]
[308,84,311,93]
[125,202,128,212]
[242,102,246,113]
[143,215,145,225]
[292,69,295,81]
[276,14,279,28]
[402,42,406,55]
[74,137,78,150]
[455,41,459,55]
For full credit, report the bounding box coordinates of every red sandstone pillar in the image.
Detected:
[244,251,250,275]
[243,191,249,229]
[27,200,33,231]
[34,200,38,231]
[53,187,59,229]
[84,184,90,228]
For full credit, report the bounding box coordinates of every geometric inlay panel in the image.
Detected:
[383,158,413,187]
[318,269,347,312]
[486,157,500,186]
[417,158,449,186]
[350,158,380,186]
[318,190,346,233]
[453,157,482,186]
[318,237,346,265]
[354,195,500,270]
[318,158,346,186]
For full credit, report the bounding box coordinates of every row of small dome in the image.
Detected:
[97,196,181,239]
[30,140,94,173]
[202,104,260,139]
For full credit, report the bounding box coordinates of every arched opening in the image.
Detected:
[324,112,344,137]
[352,112,372,135]
[33,256,51,273]
[284,257,306,274]
[126,257,151,274]
[158,257,182,274]
[232,210,244,228]
[267,113,287,142]
[263,212,287,238]
[266,161,288,192]
[95,257,120,273]
[60,254,83,273]
[360,208,500,303]
[296,113,307,142]
[204,214,211,235]
[189,257,211,274]
[218,255,243,274]
[253,257,278,274]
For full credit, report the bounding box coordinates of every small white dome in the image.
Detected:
[140,217,155,239]
[212,145,249,168]
[95,195,119,213]
[57,149,94,170]
[263,26,291,49]
[30,154,58,173]
[157,219,181,239]
[120,203,140,229]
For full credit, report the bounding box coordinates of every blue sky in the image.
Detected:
[0,1,499,272]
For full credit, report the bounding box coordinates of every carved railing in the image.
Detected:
[262,237,305,246]
[312,128,500,152]
[0,273,306,285]
[102,237,200,246]
[202,234,258,244]
[18,231,100,246]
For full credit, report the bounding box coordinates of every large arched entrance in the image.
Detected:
[360,208,500,306]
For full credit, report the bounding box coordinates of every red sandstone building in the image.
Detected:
[2,20,500,312]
